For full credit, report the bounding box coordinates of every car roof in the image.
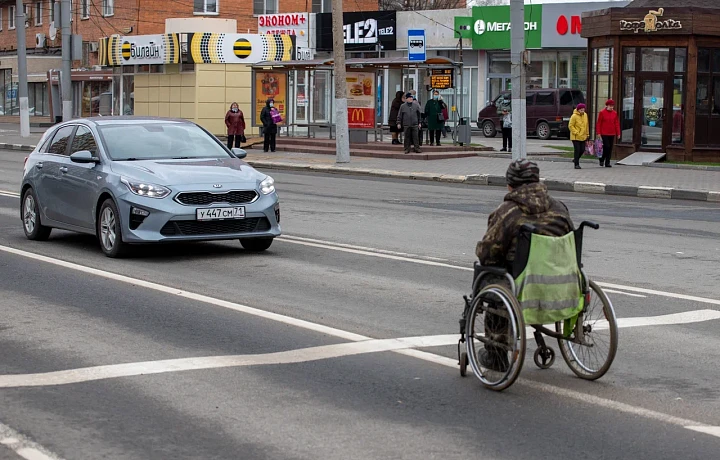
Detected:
[53,116,195,128]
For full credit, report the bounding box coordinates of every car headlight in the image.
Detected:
[121,177,171,199]
[260,175,275,195]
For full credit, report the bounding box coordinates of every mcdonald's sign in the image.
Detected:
[348,108,374,129]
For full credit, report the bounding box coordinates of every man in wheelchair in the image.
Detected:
[474,160,574,371]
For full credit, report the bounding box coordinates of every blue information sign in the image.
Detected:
[408,29,426,62]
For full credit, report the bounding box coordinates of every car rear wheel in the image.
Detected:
[536,121,552,140]
[482,121,497,138]
[240,237,273,252]
[22,188,52,241]
[97,199,128,258]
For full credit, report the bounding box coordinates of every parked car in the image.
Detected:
[477,88,585,140]
[20,117,281,258]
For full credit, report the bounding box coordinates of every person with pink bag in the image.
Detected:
[595,99,621,168]
[260,98,278,152]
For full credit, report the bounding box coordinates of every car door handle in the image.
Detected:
[36,162,43,169]
[60,167,68,173]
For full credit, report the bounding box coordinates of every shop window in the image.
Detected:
[695,48,720,146]
[714,50,720,73]
[641,48,669,72]
[122,75,134,115]
[674,48,687,73]
[253,0,277,15]
[535,92,554,106]
[592,47,614,132]
[623,48,635,72]
[194,0,218,14]
[672,77,684,145]
[621,76,634,143]
[311,0,331,13]
[698,49,710,73]
[136,64,150,74]
[150,65,164,74]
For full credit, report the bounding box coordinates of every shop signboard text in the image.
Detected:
[316,11,397,51]
[258,13,311,59]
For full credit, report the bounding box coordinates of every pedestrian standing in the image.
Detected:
[224,102,246,150]
[595,99,621,168]
[260,98,278,153]
[388,91,404,145]
[397,92,422,154]
[500,107,512,152]
[439,95,450,138]
[424,90,446,146]
[569,103,589,169]
[410,90,424,146]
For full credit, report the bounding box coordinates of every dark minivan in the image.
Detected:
[477,88,585,140]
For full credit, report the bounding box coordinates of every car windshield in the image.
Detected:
[98,123,231,161]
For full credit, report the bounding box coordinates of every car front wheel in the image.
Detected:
[22,188,52,241]
[482,121,496,138]
[97,199,128,258]
[240,237,273,252]
[536,121,552,140]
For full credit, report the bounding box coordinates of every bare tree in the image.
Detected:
[379,0,467,11]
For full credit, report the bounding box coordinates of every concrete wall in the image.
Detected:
[134,64,196,123]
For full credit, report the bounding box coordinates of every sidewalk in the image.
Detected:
[1,126,718,203]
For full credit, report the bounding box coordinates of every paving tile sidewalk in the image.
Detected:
[1,127,718,202]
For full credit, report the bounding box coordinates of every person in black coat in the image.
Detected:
[260,98,278,152]
[388,91,404,145]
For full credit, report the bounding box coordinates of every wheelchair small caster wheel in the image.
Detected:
[459,352,469,377]
[534,347,555,369]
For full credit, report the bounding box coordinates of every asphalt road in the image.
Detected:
[0,148,719,459]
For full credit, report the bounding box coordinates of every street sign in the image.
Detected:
[408,29,426,62]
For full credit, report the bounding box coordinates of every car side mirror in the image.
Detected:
[231,147,247,159]
[70,150,100,164]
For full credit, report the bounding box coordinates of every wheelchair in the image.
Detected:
[458,221,619,391]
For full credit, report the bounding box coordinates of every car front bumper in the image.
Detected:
[115,190,281,243]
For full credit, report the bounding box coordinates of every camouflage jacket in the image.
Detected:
[476,182,574,267]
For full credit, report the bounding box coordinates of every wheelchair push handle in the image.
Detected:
[520,223,538,234]
[578,221,600,231]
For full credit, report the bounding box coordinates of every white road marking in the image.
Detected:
[1,244,720,440]
[0,422,64,460]
[1,310,717,388]
[0,189,716,307]
[686,426,720,437]
[602,289,647,298]
[277,236,720,307]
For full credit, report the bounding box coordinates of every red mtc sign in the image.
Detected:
[556,15,582,35]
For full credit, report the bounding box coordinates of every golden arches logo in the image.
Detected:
[351,109,365,123]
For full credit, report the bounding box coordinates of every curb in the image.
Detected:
[246,160,720,203]
[0,142,36,152]
[642,162,720,172]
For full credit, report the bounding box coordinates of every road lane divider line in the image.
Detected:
[1,242,720,439]
[0,422,64,460]
[602,289,647,298]
[277,236,720,307]
[0,190,715,306]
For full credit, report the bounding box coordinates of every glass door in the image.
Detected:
[487,76,511,104]
[639,79,665,149]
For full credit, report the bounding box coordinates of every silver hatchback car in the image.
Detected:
[20,117,281,257]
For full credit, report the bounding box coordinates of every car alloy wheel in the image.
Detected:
[21,188,51,241]
[100,206,117,250]
[23,194,36,234]
[97,199,128,258]
[483,121,496,138]
[537,121,551,140]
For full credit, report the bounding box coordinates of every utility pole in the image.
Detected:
[61,0,72,121]
[331,0,350,163]
[510,0,526,160]
[15,0,29,137]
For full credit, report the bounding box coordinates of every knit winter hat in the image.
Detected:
[576,103,586,110]
[506,160,540,188]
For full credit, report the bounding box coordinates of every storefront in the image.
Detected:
[583,5,720,161]
[454,2,626,111]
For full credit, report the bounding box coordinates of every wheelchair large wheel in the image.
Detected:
[556,280,618,380]
[466,284,526,391]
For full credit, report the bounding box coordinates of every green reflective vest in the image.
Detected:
[515,232,583,326]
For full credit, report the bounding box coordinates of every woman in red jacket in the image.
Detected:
[225,102,246,149]
[595,99,621,168]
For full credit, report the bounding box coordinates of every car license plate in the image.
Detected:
[196,206,245,221]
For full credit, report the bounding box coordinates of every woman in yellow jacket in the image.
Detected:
[569,103,589,169]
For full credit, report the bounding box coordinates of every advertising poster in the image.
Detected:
[254,72,288,126]
[346,72,375,129]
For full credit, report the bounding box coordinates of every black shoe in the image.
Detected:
[575,164,581,169]
[414,149,422,153]
[436,142,440,146]
[500,148,507,152]
[263,150,269,153]
[392,139,400,145]
[479,348,509,372]
[404,150,410,154]
[605,164,612,168]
